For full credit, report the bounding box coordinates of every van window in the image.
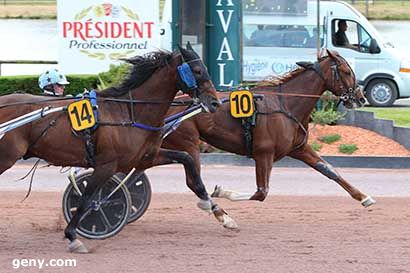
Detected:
[332,19,373,53]
[243,0,307,16]
[243,24,323,48]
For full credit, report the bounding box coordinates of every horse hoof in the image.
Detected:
[211,185,222,198]
[197,199,212,213]
[68,239,89,253]
[213,209,239,230]
[222,214,239,230]
[361,196,376,208]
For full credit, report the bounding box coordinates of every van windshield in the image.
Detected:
[244,24,323,48]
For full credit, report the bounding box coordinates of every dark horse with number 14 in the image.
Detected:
[0,44,231,253]
[162,49,375,213]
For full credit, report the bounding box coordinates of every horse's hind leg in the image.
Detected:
[151,148,238,229]
[290,144,375,207]
[211,152,273,202]
[0,134,29,175]
[64,162,116,253]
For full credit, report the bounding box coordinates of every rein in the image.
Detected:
[0,96,168,110]
[99,102,203,133]
[255,91,325,99]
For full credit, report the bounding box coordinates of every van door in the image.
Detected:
[328,18,380,82]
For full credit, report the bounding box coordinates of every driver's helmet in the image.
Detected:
[38,69,70,91]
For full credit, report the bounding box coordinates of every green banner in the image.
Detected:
[207,0,242,90]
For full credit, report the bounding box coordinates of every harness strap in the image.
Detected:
[241,101,258,158]
[258,110,308,152]
[27,111,65,150]
[132,122,163,131]
[98,121,163,131]
[21,158,41,202]
[99,121,133,127]
[83,128,96,168]
[277,84,286,112]
[129,91,135,123]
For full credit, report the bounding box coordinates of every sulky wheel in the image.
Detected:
[123,172,152,223]
[62,171,132,240]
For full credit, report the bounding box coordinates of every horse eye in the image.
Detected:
[193,67,202,75]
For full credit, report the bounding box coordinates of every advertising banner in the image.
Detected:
[57,0,159,74]
[243,54,355,81]
[207,0,242,90]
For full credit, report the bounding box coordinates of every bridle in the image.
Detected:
[176,54,212,104]
[327,57,363,107]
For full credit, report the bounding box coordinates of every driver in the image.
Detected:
[39,69,82,180]
[334,20,355,49]
[38,69,70,96]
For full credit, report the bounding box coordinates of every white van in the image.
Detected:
[243,0,410,106]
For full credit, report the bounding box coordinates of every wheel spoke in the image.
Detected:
[103,198,125,206]
[130,205,138,214]
[69,207,77,214]
[98,208,114,230]
[131,190,148,202]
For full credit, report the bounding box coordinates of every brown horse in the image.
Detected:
[162,49,375,211]
[0,44,227,253]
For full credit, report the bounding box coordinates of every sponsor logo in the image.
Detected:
[271,62,298,75]
[61,3,155,60]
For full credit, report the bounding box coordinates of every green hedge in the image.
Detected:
[0,75,99,96]
[98,64,130,89]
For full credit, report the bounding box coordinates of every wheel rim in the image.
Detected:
[370,83,392,104]
[64,176,130,239]
[126,173,151,223]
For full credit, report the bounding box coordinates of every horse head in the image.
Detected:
[177,42,220,113]
[322,49,366,108]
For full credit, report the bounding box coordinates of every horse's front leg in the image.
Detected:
[152,148,238,230]
[289,144,375,207]
[211,152,274,202]
[64,162,116,253]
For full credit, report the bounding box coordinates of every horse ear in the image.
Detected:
[296,61,313,69]
[326,48,337,59]
[186,41,193,51]
[177,44,184,52]
[318,48,327,60]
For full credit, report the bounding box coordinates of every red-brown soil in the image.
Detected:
[308,124,410,156]
[0,192,409,273]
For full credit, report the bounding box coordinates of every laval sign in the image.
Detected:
[57,0,159,74]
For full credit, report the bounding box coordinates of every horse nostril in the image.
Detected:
[359,98,366,104]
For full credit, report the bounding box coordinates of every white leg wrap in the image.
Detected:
[212,185,252,201]
[361,196,376,208]
[197,199,212,213]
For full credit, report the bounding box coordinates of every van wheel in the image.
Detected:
[365,79,398,107]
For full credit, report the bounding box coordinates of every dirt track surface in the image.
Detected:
[0,192,409,273]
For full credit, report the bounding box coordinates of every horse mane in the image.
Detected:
[255,55,329,88]
[257,67,306,87]
[99,50,175,97]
